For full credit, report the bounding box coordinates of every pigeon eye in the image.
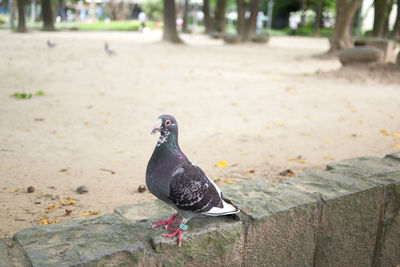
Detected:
[165,120,172,126]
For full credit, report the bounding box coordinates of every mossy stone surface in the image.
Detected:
[14,214,146,266]
[0,238,31,267]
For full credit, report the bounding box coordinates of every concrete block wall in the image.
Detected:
[1,152,400,266]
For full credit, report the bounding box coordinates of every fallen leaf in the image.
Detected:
[10,189,19,193]
[82,211,99,216]
[216,160,228,168]
[323,156,335,160]
[392,132,400,137]
[34,201,41,204]
[48,204,59,210]
[245,170,255,175]
[393,144,400,148]
[213,177,221,182]
[39,216,49,225]
[380,129,389,136]
[60,200,67,206]
[224,178,236,184]
[67,198,75,205]
[34,118,44,122]
[65,209,72,216]
[297,159,307,164]
[59,169,67,172]
[279,169,295,177]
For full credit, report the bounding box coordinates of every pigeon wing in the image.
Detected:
[169,163,222,213]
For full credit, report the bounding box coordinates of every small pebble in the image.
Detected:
[76,185,89,194]
[138,184,146,193]
[27,186,35,193]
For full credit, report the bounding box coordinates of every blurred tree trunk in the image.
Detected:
[372,0,390,37]
[300,0,307,27]
[241,0,260,41]
[383,1,394,36]
[182,0,189,32]
[110,0,118,20]
[313,0,323,36]
[202,0,212,33]
[16,0,26,32]
[392,0,400,38]
[42,0,55,31]
[236,0,245,36]
[329,0,363,52]
[163,0,182,43]
[214,0,226,33]
[120,2,131,20]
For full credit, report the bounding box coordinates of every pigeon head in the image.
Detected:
[151,114,178,136]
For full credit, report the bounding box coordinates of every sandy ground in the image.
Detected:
[1,30,399,238]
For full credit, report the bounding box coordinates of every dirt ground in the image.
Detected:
[1,30,399,238]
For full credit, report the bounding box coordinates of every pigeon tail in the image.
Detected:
[202,198,239,216]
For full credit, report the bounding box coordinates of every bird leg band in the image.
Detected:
[179,223,188,231]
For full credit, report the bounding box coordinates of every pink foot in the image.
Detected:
[162,228,184,247]
[152,213,182,231]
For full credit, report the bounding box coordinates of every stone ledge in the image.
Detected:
[2,152,400,266]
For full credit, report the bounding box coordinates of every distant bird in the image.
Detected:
[146,115,240,246]
[104,42,115,55]
[47,40,56,48]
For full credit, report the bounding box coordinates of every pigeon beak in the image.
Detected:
[151,118,162,135]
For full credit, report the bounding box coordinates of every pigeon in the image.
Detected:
[104,42,115,55]
[47,40,56,48]
[146,115,240,246]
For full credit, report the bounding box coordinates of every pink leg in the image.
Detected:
[162,228,184,247]
[152,213,182,231]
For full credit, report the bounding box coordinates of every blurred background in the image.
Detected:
[0,0,399,39]
[0,0,399,238]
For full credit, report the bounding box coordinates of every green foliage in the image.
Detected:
[11,93,32,99]
[11,91,45,99]
[35,90,45,96]
[142,0,163,21]
[78,20,141,31]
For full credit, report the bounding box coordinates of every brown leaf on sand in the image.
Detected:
[48,204,59,210]
[65,209,72,216]
[59,169,68,172]
[245,170,255,175]
[279,169,295,177]
[10,188,19,193]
